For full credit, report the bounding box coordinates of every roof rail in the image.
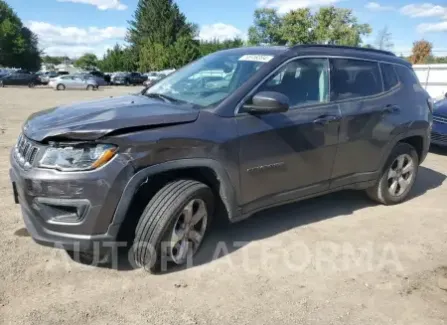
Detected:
[290,44,396,57]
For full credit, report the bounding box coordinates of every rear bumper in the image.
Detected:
[9,149,134,252]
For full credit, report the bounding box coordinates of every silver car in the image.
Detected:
[49,75,98,91]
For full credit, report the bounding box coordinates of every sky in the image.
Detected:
[5,0,447,58]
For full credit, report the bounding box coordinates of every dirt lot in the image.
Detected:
[0,86,447,325]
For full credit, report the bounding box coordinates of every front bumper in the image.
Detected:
[9,148,134,251]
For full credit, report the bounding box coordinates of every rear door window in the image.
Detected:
[331,59,383,100]
[381,63,399,91]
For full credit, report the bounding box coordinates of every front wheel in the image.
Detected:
[366,143,419,205]
[133,180,214,273]
[56,84,65,91]
[28,82,35,88]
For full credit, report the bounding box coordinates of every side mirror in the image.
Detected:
[243,91,289,114]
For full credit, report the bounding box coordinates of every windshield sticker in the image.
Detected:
[239,55,274,63]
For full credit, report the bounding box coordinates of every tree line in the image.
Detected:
[1,0,446,72]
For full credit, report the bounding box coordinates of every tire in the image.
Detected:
[366,143,419,205]
[0,81,3,88]
[133,180,214,272]
[86,84,94,91]
[28,82,35,88]
[56,84,65,91]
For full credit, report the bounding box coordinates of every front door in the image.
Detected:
[236,58,341,212]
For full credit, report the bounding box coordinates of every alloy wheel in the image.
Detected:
[169,198,208,265]
[387,154,415,197]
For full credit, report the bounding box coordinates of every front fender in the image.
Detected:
[107,158,241,235]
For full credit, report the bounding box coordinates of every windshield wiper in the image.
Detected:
[145,92,181,104]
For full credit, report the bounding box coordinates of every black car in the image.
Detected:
[10,45,431,272]
[111,72,145,85]
[0,72,39,87]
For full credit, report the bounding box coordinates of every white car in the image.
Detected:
[49,75,98,91]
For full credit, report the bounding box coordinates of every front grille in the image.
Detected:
[14,134,39,168]
[433,115,447,124]
[431,131,447,144]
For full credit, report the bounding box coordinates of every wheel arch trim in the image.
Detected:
[108,159,240,235]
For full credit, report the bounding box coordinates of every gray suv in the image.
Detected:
[10,45,432,272]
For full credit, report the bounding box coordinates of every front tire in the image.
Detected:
[28,82,35,88]
[366,143,419,205]
[56,84,65,91]
[133,180,214,273]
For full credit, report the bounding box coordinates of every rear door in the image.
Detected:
[237,57,341,211]
[329,58,399,188]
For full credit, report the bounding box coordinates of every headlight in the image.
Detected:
[39,144,117,171]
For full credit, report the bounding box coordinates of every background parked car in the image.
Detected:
[0,71,39,88]
[49,75,98,91]
[431,96,447,147]
[143,73,166,88]
[89,70,110,84]
[74,73,108,86]
[111,72,145,85]
[38,71,60,85]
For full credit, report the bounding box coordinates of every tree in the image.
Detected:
[199,38,244,56]
[127,0,198,71]
[248,8,285,45]
[312,7,371,46]
[247,6,371,47]
[0,0,41,70]
[375,26,393,50]
[74,53,98,70]
[279,8,315,45]
[410,40,432,64]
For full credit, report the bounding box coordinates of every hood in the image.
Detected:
[434,99,447,116]
[23,95,199,142]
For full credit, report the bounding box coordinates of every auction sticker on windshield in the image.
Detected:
[239,55,274,63]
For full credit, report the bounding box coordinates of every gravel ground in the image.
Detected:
[0,86,446,325]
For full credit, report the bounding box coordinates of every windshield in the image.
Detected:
[145,51,276,108]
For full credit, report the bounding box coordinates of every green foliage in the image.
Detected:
[199,38,244,56]
[126,0,200,71]
[248,8,285,45]
[248,6,371,47]
[42,55,69,65]
[74,53,98,70]
[97,44,136,72]
[0,0,41,71]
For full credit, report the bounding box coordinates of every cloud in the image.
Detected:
[400,3,447,19]
[26,21,126,57]
[57,0,127,10]
[258,0,342,14]
[199,23,246,41]
[417,21,447,33]
[365,2,394,11]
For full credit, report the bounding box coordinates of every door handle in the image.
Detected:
[383,105,400,114]
[313,115,340,125]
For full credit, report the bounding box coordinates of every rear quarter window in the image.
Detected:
[394,65,423,93]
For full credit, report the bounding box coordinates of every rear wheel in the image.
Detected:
[28,82,35,88]
[366,143,419,205]
[56,84,65,91]
[133,180,214,273]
